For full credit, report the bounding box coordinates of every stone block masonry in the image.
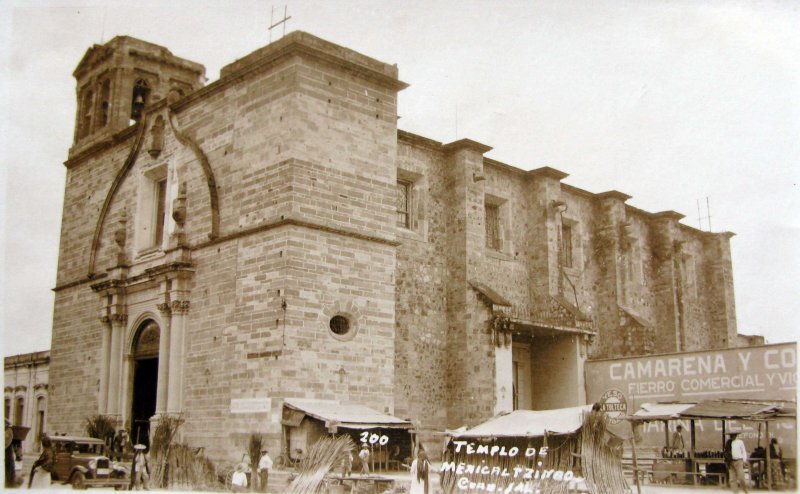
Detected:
[48,31,742,465]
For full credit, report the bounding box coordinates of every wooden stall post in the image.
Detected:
[629,421,642,494]
[690,419,697,486]
[765,421,772,491]
[663,420,670,451]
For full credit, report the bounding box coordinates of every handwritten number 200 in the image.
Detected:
[360,432,388,446]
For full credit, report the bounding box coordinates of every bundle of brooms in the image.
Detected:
[579,411,629,494]
[149,414,220,490]
[288,435,356,494]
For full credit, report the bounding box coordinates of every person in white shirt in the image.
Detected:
[358,444,370,474]
[257,449,273,493]
[409,449,431,494]
[728,432,749,494]
[231,463,248,493]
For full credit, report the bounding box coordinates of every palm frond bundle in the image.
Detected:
[248,433,264,490]
[149,414,222,491]
[288,435,356,494]
[84,415,116,445]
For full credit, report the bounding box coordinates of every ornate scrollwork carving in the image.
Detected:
[490,315,513,347]
[110,313,128,324]
[170,300,190,314]
[100,315,111,324]
[157,302,171,316]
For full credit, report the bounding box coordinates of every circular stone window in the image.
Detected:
[329,315,350,336]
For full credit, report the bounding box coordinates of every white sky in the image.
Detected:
[1,0,798,357]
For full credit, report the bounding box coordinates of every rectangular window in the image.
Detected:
[486,204,501,250]
[561,224,573,268]
[14,397,24,426]
[153,178,167,246]
[396,180,411,228]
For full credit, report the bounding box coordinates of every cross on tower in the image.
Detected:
[269,5,292,43]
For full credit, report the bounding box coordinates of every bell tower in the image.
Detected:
[70,36,205,155]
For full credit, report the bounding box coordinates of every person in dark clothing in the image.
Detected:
[112,429,128,461]
[4,419,15,488]
[29,436,55,489]
[769,437,785,489]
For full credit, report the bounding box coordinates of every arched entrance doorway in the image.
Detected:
[131,320,160,447]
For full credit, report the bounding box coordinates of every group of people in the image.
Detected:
[4,420,55,489]
[724,431,786,493]
[671,422,787,493]
[3,419,152,491]
[230,449,274,493]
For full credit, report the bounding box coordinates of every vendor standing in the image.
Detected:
[257,449,273,493]
[671,424,686,451]
[727,432,749,494]
[768,437,784,489]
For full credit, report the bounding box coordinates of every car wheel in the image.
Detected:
[70,471,87,490]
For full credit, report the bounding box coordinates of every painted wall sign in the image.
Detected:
[586,342,797,457]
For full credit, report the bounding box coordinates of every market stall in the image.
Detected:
[281,398,413,473]
[626,399,796,490]
[442,405,630,494]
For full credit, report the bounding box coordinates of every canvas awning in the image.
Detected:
[680,401,780,419]
[453,405,593,438]
[627,400,795,422]
[628,402,696,421]
[282,398,412,431]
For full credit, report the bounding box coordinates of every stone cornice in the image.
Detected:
[397,129,442,151]
[4,351,50,368]
[483,157,527,177]
[57,214,399,291]
[74,35,204,79]
[128,48,204,76]
[90,278,127,292]
[173,31,408,114]
[651,210,686,222]
[596,190,632,202]
[53,272,108,292]
[221,31,406,88]
[90,260,194,293]
[195,216,401,250]
[442,138,492,155]
[64,124,138,168]
[526,166,569,181]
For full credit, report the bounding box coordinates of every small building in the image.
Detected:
[4,351,50,452]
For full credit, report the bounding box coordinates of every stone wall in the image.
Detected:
[49,31,742,464]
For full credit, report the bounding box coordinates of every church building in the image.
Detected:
[48,32,741,460]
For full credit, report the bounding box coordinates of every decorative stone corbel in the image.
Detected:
[148,116,164,158]
[113,209,127,266]
[170,182,188,248]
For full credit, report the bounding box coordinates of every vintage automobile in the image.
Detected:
[49,435,129,489]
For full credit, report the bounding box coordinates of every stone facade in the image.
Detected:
[49,32,742,461]
[4,351,50,453]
